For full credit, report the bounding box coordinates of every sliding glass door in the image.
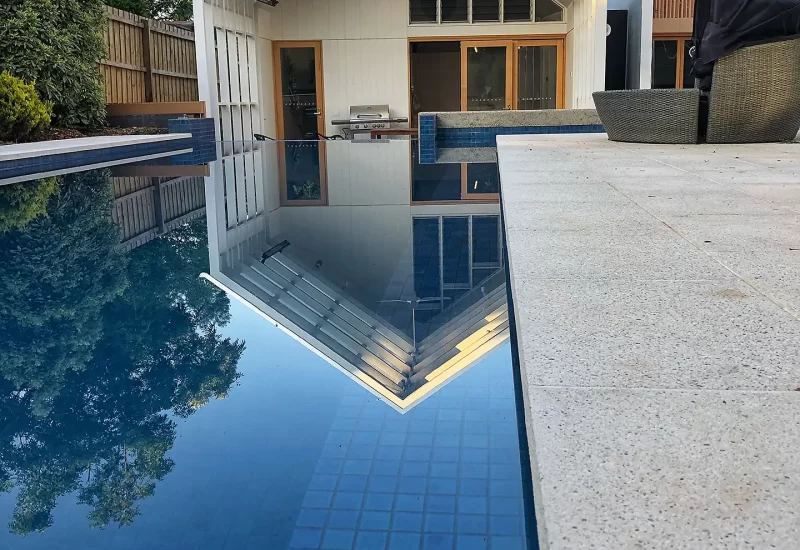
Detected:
[461,41,513,112]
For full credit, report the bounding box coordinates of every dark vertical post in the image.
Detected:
[142,19,154,102]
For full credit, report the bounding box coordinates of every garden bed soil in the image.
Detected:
[0,126,169,147]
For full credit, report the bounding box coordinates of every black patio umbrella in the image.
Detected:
[692,0,800,90]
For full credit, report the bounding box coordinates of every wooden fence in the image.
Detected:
[101,7,199,105]
[112,175,206,251]
[654,0,695,19]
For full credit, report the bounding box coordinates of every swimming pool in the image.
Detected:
[0,139,534,550]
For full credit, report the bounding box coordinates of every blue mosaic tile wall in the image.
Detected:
[418,115,437,165]
[416,118,606,164]
[0,138,194,181]
[289,352,529,550]
[168,118,218,165]
[437,125,605,149]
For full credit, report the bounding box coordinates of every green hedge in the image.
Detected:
[0,0,106,128]
[0,177,58,233]
[0,72,52,142]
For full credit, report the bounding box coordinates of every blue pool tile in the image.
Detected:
[402,461,429,477]
[460,463,488,479]
[436,421,461,434]
[331,418,358,431]
[462,422,489,436]
[406,432,435,447]
[360,510,391,530]
[326,431,352,446]
[357,419,383,432]
[344,460,372,475]
[426,495,456,514]
[458,496,487,515]
[309,474,338,491]
[404,446,432,462]
[323,444,348,459]
[373,460,401,476]
[461,435,489,449]
[303,491,334,508]
[456,514,487,535]
[435,435,461,448]
[347,444,376,460]
[376,446,404,461]
[352,431,380,445]
[395,494,424,512]
[369,475,398,493]
[390,532,422,550]
[459,478,488,496]
[490,535,524,550]
[489,480,520,498]
[431,463,458,478]
[290,528,323,549]
[333,492,364,510]
[297,508,328,528]
[365,492,394,511]
[392,511,423,531]
[428,478,457,495]
[379,432,406,446]
[398,476,428,495]
[424,533,455,550]
[356,531,388,550]
[433,447,460,463]
[338,475,368,492]
[322,529,355,550]
[328,510,359,529]
[456,534,488,550]
[425,513,455,533]
[489,515,521,536]
[489,497,521,516]
[410,420,435,433]
[462,449,489,464]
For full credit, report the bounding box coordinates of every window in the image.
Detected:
[472,0,500,22]
[652,37,694,89]
[410,0,437,23]
[410,0,562,24]
[504,0,531,21]
[535,0,563,22]
[441,0,468,22]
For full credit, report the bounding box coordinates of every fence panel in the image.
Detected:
[100,7,198,105]
[654,0,695,19]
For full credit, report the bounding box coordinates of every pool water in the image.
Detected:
[0,140,533,550]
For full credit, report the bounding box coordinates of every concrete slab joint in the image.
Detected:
[497,133,800,550]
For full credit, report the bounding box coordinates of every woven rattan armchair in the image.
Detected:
[706,37,800,143]
[593,89,701,144]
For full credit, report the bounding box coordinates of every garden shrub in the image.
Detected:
[0,177,58,233]
[0,72,52,142]
[0,0,107,128]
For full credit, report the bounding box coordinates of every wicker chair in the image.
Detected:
[706,38,800,143]
[593,89,701,144]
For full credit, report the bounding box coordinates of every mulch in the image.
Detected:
[1,126,170,147]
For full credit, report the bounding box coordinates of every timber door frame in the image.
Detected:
[512,38,566,109]
[272,40,328,206]
[460,40,514,112]
[652,35,692,89]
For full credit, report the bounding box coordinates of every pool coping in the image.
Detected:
[497,133,800,549]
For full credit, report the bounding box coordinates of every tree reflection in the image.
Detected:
[0,171,244,535]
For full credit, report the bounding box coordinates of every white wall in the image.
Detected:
[260,0,572,134]
[568,0,608,108]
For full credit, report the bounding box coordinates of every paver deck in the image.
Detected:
[497,134,800,549]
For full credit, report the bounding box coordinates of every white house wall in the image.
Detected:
[568,0,608,108]
[260,0,579,134]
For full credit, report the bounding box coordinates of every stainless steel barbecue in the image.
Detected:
[331,104,408,138]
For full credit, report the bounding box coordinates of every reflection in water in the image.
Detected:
[0,171,243,535]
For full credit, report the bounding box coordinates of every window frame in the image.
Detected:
[409,0,564,25]
[652,35,693,89]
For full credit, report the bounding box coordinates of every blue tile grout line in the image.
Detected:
[0,138,195,180]
[417,123,606,164]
